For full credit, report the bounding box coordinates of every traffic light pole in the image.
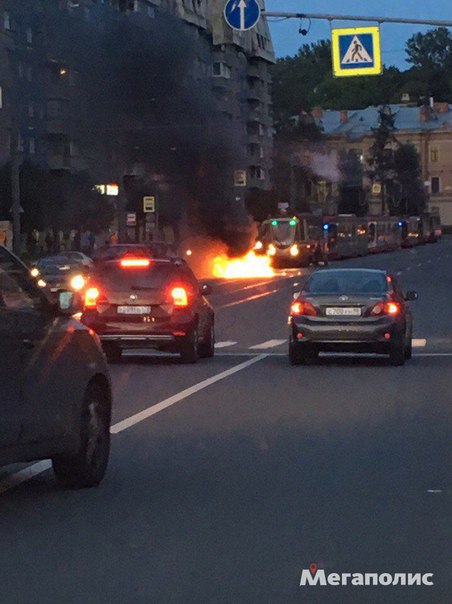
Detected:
[262,12,452,27]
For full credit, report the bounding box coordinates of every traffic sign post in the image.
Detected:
[224,0,260,31]
[234,170,247,187]
[332,26,382,77]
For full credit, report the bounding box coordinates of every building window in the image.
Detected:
[28,101,34,118]
[26,65,32,82]
[18,63,24,79]
[212,62,231,78]
[430,147,440,162]
[4,12,11,30]
[17,133,24,153]
[431,177,440,194]
[26,27,33,44]
[0,86,3,110]
[29,138,36,154]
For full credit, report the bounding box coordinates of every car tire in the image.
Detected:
[180,325,199,364]
[103,343,121,363]
[199,321,215,358]
[404,338,412,360]
[52,382,111,489]
[389,335,405,366]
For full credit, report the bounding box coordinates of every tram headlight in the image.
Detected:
[290,244,299,257]
[268,244,276,257]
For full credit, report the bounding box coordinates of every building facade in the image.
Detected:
[301,103,452,225]
[0,0,275,230]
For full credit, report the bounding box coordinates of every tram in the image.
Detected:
[254,211,442,266]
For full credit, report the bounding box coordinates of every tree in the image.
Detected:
[271,41,333,119]
[338,150,368,215]
[405,28,452,101]
[367,106,397,214]
[391,144,427,215]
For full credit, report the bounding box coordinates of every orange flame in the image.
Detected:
[212,251,274,279]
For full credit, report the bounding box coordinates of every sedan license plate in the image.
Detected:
[117,306,151,315]
[326,307,361,316]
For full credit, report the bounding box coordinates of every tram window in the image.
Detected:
[351,224,356,238]
[368,223,376,241]
[308,224,321,240]
[328,224,338,243]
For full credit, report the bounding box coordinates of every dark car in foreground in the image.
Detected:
[289,268,417,366]
[0,246,112,488]
[81,253,215,363]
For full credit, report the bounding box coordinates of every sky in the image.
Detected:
[264,0,451,68]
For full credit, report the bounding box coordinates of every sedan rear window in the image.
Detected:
[306,271,387,295]
[94,263,176,291]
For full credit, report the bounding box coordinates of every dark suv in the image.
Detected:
[0,246,112,488]
[81,254,215,363]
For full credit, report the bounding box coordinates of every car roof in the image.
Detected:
[311,268,387,275]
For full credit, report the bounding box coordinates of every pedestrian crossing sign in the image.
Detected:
[332,26,382,77]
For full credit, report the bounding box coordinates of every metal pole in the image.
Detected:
[262,12,452,27]
[11,145,21,255]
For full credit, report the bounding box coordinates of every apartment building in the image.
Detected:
[0,0,275,214]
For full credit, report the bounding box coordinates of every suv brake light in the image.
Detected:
[171,286,188,307]
[370,301,400,316]
[84,287,100,308]
[290,300,317,316]
[120,257,151,268]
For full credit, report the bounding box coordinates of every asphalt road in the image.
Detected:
[0,240,451,604]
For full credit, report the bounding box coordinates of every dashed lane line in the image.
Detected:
[249,339,287,350]
[218,289,279,309]
[214,341,238,349]
[412,339,427,347]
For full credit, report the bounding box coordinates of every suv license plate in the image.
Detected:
[326,307,361,316]
[117,306,151,315]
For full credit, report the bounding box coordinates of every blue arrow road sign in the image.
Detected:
[224,0,260,31]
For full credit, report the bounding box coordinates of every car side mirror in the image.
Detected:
[200,283,212,296]
[57,291,82,315]
[404,291,418,301]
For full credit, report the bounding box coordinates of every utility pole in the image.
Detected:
[11,138,21,255]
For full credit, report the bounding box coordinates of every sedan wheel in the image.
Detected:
[180,325,199,364]
[199,321,215,358]
[52,382,111,488]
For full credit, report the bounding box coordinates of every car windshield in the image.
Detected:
[95,263,175,291]
[306,271,388,295]
[270,221,296,245]
[36,257,72,274]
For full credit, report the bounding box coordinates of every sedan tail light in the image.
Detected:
[84,287,100,308]
[290,300,317,316]
[370,301,401,316]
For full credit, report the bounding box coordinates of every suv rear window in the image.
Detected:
[94,263,177,291]
[306,271,387,295]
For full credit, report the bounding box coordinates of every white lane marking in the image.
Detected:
[110,354,267,434]
[0,356,268,495]
[412,339,427,347]
[406,267,411,271]
[417,263,422,267]
[249,339,287,350]
[214,341,237,349]
[218,289,278,309]
[396,271,402,276]
[415,352,452,357]
[0,460,52,496]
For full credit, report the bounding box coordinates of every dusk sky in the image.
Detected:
[264,0,450,68]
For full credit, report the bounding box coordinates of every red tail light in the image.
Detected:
[290,300,317,316]
[370,301,401,316]
[84,287,100,308]
[171,286,188,307]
